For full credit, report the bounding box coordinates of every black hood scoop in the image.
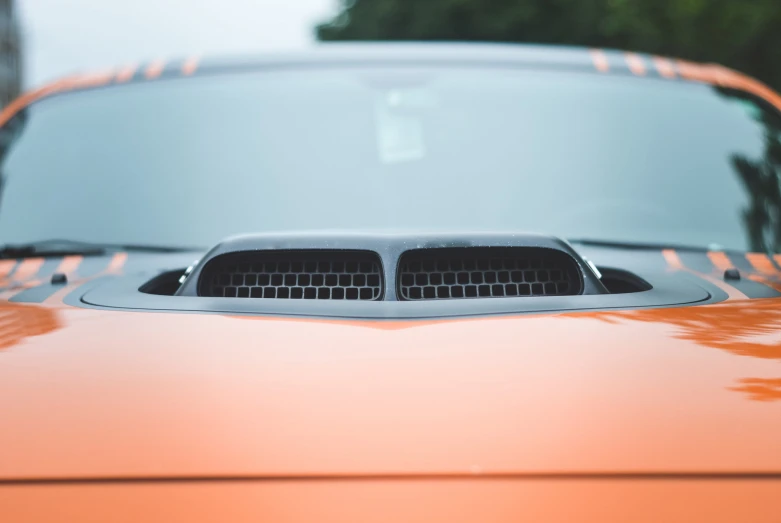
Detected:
[72,232,719,319]
[174,232,607,300]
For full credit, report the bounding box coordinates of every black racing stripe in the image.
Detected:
[0,259,20,280]
[159,60,185,79]
[678,251,781,298]
[7,258,64,302]
[76,256,114,278]
[602,51,630,74]
[652,250,673,270]
[726,278,781,298]
[10,283,64,303]
[0,260,20,290]
[645,58,665,80]
[10,256,118,303]
[117,68,141,83]
[629,53,652,75]
[768,254,781,272]
[648,57,680,81]
[716,253,781,297]
[141,61,174,81]
[726,253,755,273]
[0,258,58,293]
[33,258,62,280]
[677,252,715,274]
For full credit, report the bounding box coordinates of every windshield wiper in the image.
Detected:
[0,239,202,258]
[568,238,729,252]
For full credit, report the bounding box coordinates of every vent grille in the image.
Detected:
[398,248,581,300]
[199,250,383,300]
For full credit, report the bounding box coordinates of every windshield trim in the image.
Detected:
[4,47,780,130]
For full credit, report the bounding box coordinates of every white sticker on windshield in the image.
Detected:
[375,89,427,164]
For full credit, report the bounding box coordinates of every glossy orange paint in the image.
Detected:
[181,55,200,76]
[652,56,677,79]
[0,259,15,278]
[114,63,137,83]
[675,59,781,114]
[746,253,778,274]
[589,49,610,72]
[0,301,62,352]
[624,52,647,76]
[0,70,115,128]
[1,51,781,519]
[661,249,683,269]
[2,479,781,523]
[708,251,734,271]
[3,257,42,282]
[0,258,45,300]
[54,255,83,276]
[144,59,166,79]
[1,295,780,482]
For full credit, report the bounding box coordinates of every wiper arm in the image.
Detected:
[0,239,202,258]
[568,238,725,252]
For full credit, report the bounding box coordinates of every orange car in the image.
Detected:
[1,43,781,522]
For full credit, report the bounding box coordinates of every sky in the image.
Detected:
[18,0,337,88]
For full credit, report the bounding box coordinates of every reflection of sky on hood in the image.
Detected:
[19,0,335,88]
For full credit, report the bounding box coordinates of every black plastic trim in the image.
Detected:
[175,232,608,300]
[597,267,653,294]
[197,249,385,300]
[397,246,584,300]
[139,269,187,296]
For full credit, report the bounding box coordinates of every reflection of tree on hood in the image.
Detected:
[593,300,781,401]
[0,301,62,352]
[598,300,781,361]
[730,378,781,402]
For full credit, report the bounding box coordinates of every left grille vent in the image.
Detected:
[198,250,383,300]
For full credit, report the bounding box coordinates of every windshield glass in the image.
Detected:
[0,66,780,252]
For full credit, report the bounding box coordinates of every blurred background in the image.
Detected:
[1,0,780,108]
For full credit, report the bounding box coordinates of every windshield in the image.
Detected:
[0,65,780,252]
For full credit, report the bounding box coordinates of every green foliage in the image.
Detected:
[316,0,781,91]
[732,109,781,252]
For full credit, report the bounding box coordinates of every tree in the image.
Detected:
[316,0,781,91]
[732,107,781,253]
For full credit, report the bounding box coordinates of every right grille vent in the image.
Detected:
[398,247,582,300]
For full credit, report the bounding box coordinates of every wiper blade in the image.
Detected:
[0,239,201,258]
[568,238,726,252]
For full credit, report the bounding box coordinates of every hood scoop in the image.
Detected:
[80,231,716,319]
[175,232,607,300]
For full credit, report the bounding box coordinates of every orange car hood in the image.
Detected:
[1,297,780,481]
